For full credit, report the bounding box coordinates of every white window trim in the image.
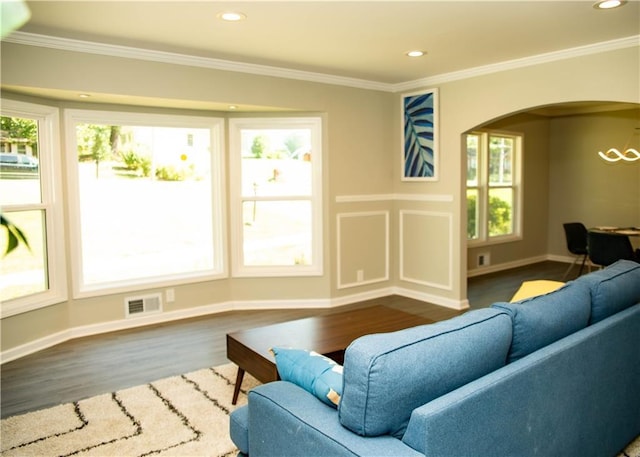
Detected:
[467,130,523,247]
[1,99,67,318]
[64,109,227,298]
[229,117,323,277]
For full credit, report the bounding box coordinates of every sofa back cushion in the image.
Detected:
[574,260,640,325]
[492,280,591,363]
[338,308,512,439]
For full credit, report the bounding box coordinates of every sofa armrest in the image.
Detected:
[402,304,640,457]
[247,381,423,457]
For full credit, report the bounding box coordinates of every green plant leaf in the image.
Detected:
[1,214,31,256]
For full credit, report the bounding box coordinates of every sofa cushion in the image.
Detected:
[492,280,591,363]
[574,260,640,324]
[272,347,343,407]
[338,308,512,439]
[229,405,249,456]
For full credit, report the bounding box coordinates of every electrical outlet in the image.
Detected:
[356,270,364,282]
[478,253,491,267]
[166,288,175,303]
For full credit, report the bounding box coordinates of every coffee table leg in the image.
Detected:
[232,367,245,405]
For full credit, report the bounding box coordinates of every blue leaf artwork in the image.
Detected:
[403,90,437,179]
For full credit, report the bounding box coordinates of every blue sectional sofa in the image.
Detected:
[230,260,640,457]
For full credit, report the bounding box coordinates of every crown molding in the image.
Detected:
[4,31,392,92]
[393,35,640,93]
[5,32,639,94]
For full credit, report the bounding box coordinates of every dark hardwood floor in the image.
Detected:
[1,261,572,419]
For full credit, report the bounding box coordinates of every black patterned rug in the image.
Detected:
[2,362,638,457]
[1,363,258,457]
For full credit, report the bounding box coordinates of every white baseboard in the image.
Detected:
[546,254,574,264]
[0,329,73,366]
[0,255,572,364]
[392,286,470,311]
[467,255,551,278]
[329,287,396,307]
[0,287,414,364]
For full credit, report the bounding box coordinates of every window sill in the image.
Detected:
[1,290,68,319]
[467,234,523,248]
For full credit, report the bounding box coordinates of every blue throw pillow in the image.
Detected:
[271,347,343,407]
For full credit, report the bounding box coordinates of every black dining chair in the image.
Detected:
[587,230,638,268]
[562,222,589,279]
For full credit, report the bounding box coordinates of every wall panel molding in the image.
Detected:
[335,193,453,203]
[336,211,389,289]
[399,210,453,290]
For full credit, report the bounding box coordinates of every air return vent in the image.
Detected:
[125,293,162,318]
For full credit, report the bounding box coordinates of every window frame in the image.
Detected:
[64,109,227,298]
[466,129,523,246]
[1,99,67,317]
[229,116,323,277]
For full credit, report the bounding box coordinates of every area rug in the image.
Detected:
[623,437,640,457]
[2,362,639,457]
[1,363,259,457]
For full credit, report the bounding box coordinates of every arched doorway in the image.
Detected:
[464,101,640,308]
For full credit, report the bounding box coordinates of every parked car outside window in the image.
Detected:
[0,153,39,175]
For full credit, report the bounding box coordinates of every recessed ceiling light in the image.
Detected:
[593,0,626,9]
[78,93,91,98]
[406,50,425,58]
[228,105,238,110]
[218,11,246,22]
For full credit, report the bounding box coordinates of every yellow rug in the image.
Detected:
[510,279,565,302]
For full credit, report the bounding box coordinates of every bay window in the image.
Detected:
[65,110,225,296]
[1,99,66,316]
[229,117,323,276]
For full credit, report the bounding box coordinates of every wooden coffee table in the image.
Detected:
[226,305,434,404]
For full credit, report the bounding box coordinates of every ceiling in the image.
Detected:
[14,0,640,85]
[3,1,639,113]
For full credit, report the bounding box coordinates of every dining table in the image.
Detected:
[589,226,640,249]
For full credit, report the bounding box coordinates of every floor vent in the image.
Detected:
[125,293,162,318]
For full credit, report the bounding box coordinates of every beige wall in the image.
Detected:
[465,107,640,275]
[1,42,397,356]
[1,40,639,358]
[394,46,639,301]
[466,113,552,272]
[547,108,640,256]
